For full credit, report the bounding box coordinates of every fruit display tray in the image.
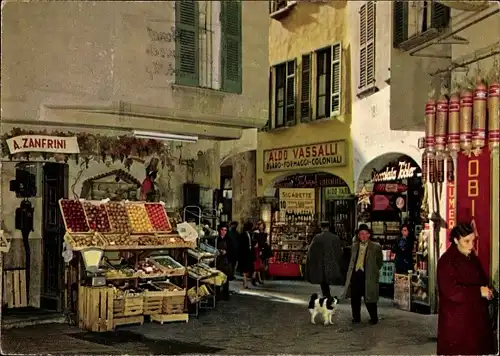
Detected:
[63,232,107,251]
[125,202,154,234]
[82,200,112,233]
[59,199,90,233]
[144,203,173,233]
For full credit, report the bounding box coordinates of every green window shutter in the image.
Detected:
[393,1,408,48]
[431,2,450,29]
[300,54,311,122]
[175,0,199,86]
[221,0,242,94]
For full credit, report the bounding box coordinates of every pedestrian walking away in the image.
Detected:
[227,221,240,274]
[304,221,343,299]
[238,221,255,289]
[253,221,270,285]
[343,224,383,325]
[436,222,496,356]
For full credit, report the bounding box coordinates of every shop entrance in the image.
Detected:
[40,162,68,311]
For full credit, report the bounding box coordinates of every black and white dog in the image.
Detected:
[308,293,339,325]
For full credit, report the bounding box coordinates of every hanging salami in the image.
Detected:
[421,151,428,184]
[425,99,436,153]
[459,90,473,155]
[436,156,445,183]
[488,81,500,151]
[472,80,487,155]
[446,155,454,183]
[447,93,461,155]
[435,96,449,155]
[428,154,436,184]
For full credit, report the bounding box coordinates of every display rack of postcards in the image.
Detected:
[411,228,430,310]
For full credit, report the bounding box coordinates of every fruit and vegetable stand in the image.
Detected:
[59,198,203,331]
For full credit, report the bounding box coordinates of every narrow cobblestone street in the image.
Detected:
[1,280,438,355]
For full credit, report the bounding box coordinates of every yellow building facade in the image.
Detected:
[257,1,353,199]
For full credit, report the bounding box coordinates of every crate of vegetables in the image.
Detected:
[152,281,186,298]
[59,199,90,233]
[82,200,112,233]
[150,255,185,276]
[105,202,132,234]
[125,202,154,234]
[64,232,106,250]
[144,203,172,233]
[136,259,168,279]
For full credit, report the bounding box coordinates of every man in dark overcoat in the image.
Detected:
[343,224,383,325]
[305,221,342,298]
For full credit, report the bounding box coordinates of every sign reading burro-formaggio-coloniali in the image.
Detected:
[6,135,80,155]
[264,140,346,172]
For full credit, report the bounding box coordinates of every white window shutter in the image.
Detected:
[359,4,367,89]
[366,1,376,86]
[331,43,342,116]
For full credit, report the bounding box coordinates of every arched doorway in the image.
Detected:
[264,171,355,279]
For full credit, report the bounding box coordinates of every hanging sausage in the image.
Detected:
[488,81,500,152]
[435,95,449,156]
[436,156,445,183]
[428,154,436,184]
[447,93,461,155]
[459,89,473,155]
[425,99,436,154]
[421,151,428,184]
[446,155,455,183]
[472,79,487,155]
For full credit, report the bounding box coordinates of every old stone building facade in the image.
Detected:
[1,1,267,309]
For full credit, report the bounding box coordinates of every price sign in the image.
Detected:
[279,188,315,221]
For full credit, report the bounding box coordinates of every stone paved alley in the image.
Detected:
[1,280,438,355]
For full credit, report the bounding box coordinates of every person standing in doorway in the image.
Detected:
[343,224,383,325]
[391,224,414,274]
[304,221,343,298]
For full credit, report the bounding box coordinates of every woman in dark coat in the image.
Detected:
[215,224,233,300]
[437,222,495,355]
[238,221,255,289]
[391,224,414,274]
[252,221,270,285]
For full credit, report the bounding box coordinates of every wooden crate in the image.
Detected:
[143,296,163,315]
[162,295,185,314]
[114,295,144,317]
[144,202,173,233]
[2,269,28,308]
[114,315,144,328]
[150,313,189,324]
[78,286,114,332]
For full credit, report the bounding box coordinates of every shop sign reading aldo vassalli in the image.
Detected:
[264,140,346,172]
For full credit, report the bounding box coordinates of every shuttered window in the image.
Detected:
[393,0,408,48]
[175,0,199,86]
[431,2,450,29]
[359,1,376,91]
[315,43,342,119]
[175,0,242,93]
[221,0,242,93]
[300,54,311,122]
[273,60,296,128]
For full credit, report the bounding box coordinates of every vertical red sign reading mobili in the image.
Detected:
[456,148,491,276]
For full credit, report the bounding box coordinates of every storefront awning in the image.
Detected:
[34,101,266,140]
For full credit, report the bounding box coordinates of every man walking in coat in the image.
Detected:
[305,221,342,298]
[343,224,383,325]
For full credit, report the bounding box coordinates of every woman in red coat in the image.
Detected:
[437,222,495,355]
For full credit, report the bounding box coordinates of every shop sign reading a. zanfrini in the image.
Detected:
[371,161,417,183]
[6,135,80,155]
[324,186,350,200]
[264,140,346,172]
